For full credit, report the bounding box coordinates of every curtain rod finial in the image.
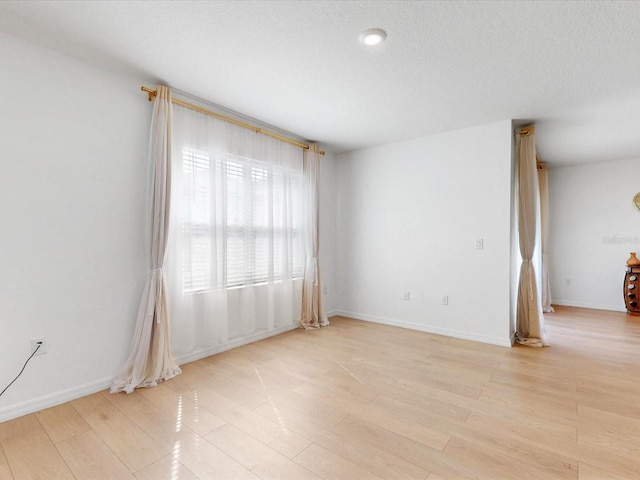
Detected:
[141,86,157,102]
[518,125,535,136]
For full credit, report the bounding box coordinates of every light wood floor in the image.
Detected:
[1,306,640,479]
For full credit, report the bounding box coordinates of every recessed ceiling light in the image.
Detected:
[359,28,387,46]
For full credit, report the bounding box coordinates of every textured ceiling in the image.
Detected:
[1,0,640,166]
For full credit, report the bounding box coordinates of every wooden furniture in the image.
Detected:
[624,265,640,315]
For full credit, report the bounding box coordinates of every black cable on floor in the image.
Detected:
[0,343,42,397]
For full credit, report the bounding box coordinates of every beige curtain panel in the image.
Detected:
[111,85,181,393]
[300,144,329,329]
[538,161,554,313]
[515,127,547,347]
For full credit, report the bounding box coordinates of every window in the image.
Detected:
[181,150,211,293]
[180,149,304,293]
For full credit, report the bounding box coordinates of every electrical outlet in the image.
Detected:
[404,292,411,301]
[475,239,484,249]
[30,338,47,356]
[565,278,573,287]
[323,286,328,295]
[441,295,449,305]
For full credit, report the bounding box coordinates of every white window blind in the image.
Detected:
[180,149,304,293]
[181,150,212,293]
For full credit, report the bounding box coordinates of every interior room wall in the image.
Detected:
[0,32,339,421]
[319,152,338,317]
[334,120,514,346]
[0,32,150,421]
[548,157,640,311]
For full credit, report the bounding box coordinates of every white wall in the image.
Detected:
[548,158,640,311]
[0,32,340,422]
[0,32,151,420]
[0,27,512,420]
[334,120,514,346]
[319,152,338,316]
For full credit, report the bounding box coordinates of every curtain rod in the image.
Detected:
[141,86,324,155]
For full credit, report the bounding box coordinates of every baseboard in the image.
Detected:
[324,310,339,319]
[0,323,301,424]
[174,323,300,366]
[333,310,513,347]
[0,377,112,423]
[551,299,626,313]
[1,311,510,423]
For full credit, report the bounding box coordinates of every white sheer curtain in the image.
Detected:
[300,144,329,329]
[111,86,181,394]
[515,126,547,347]
[166,102,304,357]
